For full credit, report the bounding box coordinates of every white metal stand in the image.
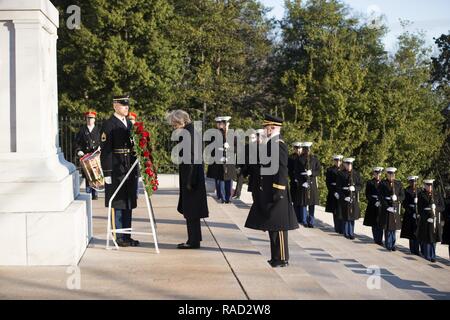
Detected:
[106,159,159,253]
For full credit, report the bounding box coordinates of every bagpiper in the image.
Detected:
[379,167,405,251]
[325,155,344,233]
[417,179,444,262]
[336,158,362,240]
[245,114,299,268]
[291,142,321,228]
[75,110,101,200]
[100,95,139,247]
[400,176,421,255]
[363,167,384,245]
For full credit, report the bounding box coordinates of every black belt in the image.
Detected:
[113,149,131,154]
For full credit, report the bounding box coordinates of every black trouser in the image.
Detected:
[269,231,289,262]
[186,218,202,246]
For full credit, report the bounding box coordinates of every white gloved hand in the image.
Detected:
[387,207,396,213]
[414,197,418,204]
[427,218,434,223]
[392,194,397,202]
[223,142,230,149]
[344,197,351,202]
[413,214,417,219]
[375,201,380,208]
[349,186,355,192]
[431,204,436,210]
[302,182,309,188]
[105,176,112,184]
[77,151,85,157]
[306,170,312,176]
[334,192,340,200]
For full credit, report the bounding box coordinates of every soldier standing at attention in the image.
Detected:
[75,110,101,200]
[379,167,405,252]
[400,176,421,255]
[295,142,321,228]
[100,95,139,247]
[363,167,384,245]
[336,158,362,240]
[245,114,299,268]
[325,155,344,233]
[288,142,303,224]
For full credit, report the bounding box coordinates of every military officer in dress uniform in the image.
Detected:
[206,116,237,203]
[400,176,421,255]
[292,142,321,228]
[100,95,139,247]
[363,167,384,245]
[325,155,343,233]
[379,167,405,251]
[417,179,444,262]
[336,158,362,240]
[245,114,299,268]
[75,110,101,200]
[288,142,303,224]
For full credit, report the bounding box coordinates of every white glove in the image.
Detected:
[414,197,418,204]
[334,192,340,200]
[375,201,380,208]
[349,186,355,192]
[427,218,434,223]
[392,194,397,202]
[306,170,312,176]
[431,204,436,210]
[105,176,112,184]
[387,207,396,213]
[344,197,351,202]
[302,182,309,188]
[413,214,417,219]
[77,151,85,157]
[223,142,230,149]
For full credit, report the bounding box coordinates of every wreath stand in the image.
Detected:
[105,159,159,253]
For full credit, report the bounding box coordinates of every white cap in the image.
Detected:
[333,155,344,160]
[343,157,355,163]
[407,176,419,181]
[292,142,302,148]
[386,167,397,173]
[373,167,384,172]
[424,179,435,185]
[215,116,231,122]
[301,142,313,148]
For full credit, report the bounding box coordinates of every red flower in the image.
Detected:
[139,138,147,148]
[152,186,158,191]
[145,160,152,168]
[145,168,154,177]
[142,131,150,138]
[143,151,150,158]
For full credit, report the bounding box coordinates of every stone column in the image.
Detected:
[0,0,91,266]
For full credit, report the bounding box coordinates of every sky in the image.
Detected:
[260,0,450,53]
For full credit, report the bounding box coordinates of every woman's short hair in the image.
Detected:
[166,109,191,126]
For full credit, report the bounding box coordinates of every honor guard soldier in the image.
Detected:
[245,114,299,268]
[363,167,384,245]
[400,176,421,255]
[379,167,405,251]
[75,110,101,200]
[417,179,444,262]
[100,95,139,247]
[288,142,303,224]
[206,116,237,203]
[241,129,265,202]
[336,158,362,240]
[442,187,450,259]
[325,155,344,233]
[292,142,321,228]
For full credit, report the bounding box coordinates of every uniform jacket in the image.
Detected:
[325,166,340,213]
[441,196,450,245]
[206,130,237,181]
[400,186,420,240]
[363,179,382,227]
[289,153,320,206]
[245,135,299,232]
[100,115,138,210]
[379,179,405,231]
[336,169,362,221]
[416,190,444,244]
[75,125,101,155]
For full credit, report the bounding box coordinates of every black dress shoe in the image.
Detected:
[92,195,98,200]
[269,260,289,268]
[391,247,396,252]
[177,243,200,249]
[349,236,355,240]
[430,258,436,263]
[128,238,140,247]
[116,239,129,247]
[308,224,314,228]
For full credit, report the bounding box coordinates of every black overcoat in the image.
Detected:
[289,154,320,206]
[336,169,362,221]
[379,179,405,231]
[325,166,340,213]
[245,136,299,232]
[363,179,382,227]
[416,190,444,244]
[442,196,450,245]
[400,187,420,240]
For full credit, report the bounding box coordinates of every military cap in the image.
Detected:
[215,116,231,123]
[407,176,419,181]
[262,114,283,127]
[333,155,344,160]
[113,95,130,106]
[424,179,435,185]
[386,167,397,173]
[292,142,302,148]
[300,142,313,148]
[373,167,384,172]
[84,111,97,118]
[343,157,355,163]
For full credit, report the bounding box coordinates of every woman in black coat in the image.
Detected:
[167,110,209,249]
